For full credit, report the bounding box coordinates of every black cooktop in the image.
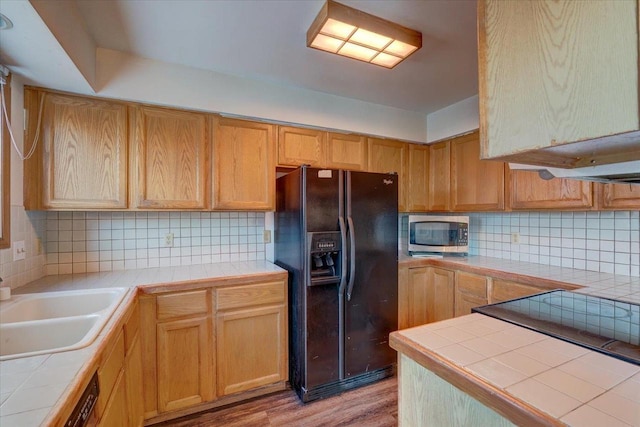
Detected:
[473,290,640,365]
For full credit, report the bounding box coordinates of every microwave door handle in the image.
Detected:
[346,216,356,301]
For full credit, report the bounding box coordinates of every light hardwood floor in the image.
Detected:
[156,377,398,427]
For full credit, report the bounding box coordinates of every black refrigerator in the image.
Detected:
[275,166,398,402]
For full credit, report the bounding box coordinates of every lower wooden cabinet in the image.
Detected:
[454,271,488,317]
[490,279,546,303]
[96,300,144,427]
[157,316,214,412]
[139,276,288,423]
[398,266,455,329]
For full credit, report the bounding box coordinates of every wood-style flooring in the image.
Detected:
[156,377,398,427]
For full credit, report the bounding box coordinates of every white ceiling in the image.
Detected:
[1,0,478,116]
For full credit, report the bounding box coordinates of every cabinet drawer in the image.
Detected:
[491,280,542,303]
[216,282,285,311]
[157,290,208,320]
[96,330,125,418]
[456,272,488,299]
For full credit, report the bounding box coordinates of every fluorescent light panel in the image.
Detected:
[307,0,422,69]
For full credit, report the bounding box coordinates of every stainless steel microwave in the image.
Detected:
[408,215,469,254]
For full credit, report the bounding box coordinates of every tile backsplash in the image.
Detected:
[2,209,639,288]
[43,211,266,275]
[401,211,640,277]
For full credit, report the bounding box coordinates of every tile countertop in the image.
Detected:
[0,260,286,426]
[394,254,640,426]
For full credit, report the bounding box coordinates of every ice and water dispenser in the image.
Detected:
[307,232,342,286]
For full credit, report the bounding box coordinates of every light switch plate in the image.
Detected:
[263,230,272,244]
[13,240,26,261]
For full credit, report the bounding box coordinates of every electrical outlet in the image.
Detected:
[164,233,174,247]
[511,233,520,244]
[263,230,272,244]
[13,240,26,261]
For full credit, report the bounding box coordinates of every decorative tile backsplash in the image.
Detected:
[2,209,638,288]
[43,211,266,275]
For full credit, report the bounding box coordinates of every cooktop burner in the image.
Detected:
[473,290,640,365]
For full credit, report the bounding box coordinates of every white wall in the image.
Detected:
[426,95,479,142]
[0,76,46,288]
[96,48,428,143]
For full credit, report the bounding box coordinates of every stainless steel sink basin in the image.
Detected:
[0,288,128,360]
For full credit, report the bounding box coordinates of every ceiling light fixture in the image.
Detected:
[307,0,422,69]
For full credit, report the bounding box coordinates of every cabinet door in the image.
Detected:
[325,133,368,171]
[125,334,144,427]
[130,106,208,209]
[277,126,325,167]
[40,93,128,209]
[426,267,455,323]
[428,141,450,211]
[454,271,488,317]
[406,267,429,328]
[599,183,640,209]
[213,117,275,210]
[368,138,407,211]
[407,144,429,212]
[450,131,504,211]
[509,169,593,210]
[478,0,639,164]
[157,317,214,413]
[490,280,543,303]
[216,304,287,396]
[98,371,127,427]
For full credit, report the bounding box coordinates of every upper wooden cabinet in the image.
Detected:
[598,183,640,210]
[450,131,505,211]
[407,144,429,212]
[277,126,325,168]
[24,89,128,209]
[212,117,276,210]
[478,0,640,167]
[509,168,593,210]
[368,138,407,211]
[130,106,209,209]
[428,141,450,211]
[325,132,368,171]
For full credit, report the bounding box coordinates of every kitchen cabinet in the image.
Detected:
[598,183,640,209]
[212,117,276,210]
[398,266,454,328]
[508,168,593,210]
[139,276,288,423]
[95,300,144,426]
[325,132,368,171]
[428,141,450,211]
[155,290,214,413]
[215,281,287,396]
[368,138,407,211]
[407,144,429,212]
[454,271,489,317]
[24,89,128,210]
[130,105,209,209]
[490,279,545,303]
[450,131,505,211]
[478,0,640,167]
[277,126,325,168]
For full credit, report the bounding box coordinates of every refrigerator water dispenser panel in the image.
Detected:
[308,231,342,286]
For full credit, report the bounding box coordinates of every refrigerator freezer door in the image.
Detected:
[344,171,398,378]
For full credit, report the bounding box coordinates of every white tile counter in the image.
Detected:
[0,260,286,426]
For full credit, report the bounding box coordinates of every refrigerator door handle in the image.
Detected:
[338,217,348,293]
[346,216,356,301]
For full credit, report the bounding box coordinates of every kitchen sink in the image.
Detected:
[0,288,128,360]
